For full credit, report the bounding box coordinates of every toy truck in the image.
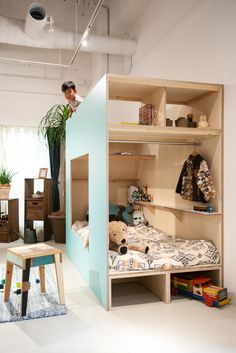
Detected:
[171,273,230,308]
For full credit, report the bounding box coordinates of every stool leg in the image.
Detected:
[39,266,46,293]
[54,253,65,305]
[21,259,31,317]
[4,261,13,302]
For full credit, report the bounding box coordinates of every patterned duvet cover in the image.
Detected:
[109,224,220,272]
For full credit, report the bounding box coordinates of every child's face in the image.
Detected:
[64,88,77,101]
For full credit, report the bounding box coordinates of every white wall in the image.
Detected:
[128,0,236,300]
[0,50,92,126]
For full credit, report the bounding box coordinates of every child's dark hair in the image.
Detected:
[61,81,76,92]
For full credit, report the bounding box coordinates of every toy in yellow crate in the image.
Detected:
[203,285,231,308]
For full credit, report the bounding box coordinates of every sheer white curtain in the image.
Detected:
[0,126,50,234]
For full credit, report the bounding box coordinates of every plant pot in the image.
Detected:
[0,184,11,200]
[48,214,66,243]
[24,228,37,244]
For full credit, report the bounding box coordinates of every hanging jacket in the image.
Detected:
[176,154,216,203]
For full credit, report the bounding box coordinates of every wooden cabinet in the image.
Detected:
[0,199,19,242]
[24,179,52,241]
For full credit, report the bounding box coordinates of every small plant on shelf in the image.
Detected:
[0,167,16,199]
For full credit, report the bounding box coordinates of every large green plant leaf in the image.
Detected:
[38,104,70,146]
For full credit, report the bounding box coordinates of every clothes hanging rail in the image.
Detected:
[109,140,201,146]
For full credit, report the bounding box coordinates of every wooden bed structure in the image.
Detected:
[66,74,223,310]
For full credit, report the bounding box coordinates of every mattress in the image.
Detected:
[72,223,220,272]
[109,224,220,272]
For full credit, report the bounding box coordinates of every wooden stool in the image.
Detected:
[4,243,65,317]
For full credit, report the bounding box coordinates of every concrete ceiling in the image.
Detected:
[0,0,150,87]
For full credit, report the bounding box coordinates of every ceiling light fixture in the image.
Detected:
[82,39,88,47]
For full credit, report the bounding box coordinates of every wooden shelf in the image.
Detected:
[78,154,155,160]
[25,198,44,201]
[109,124,221,143]
[135,201,221,222]
[73,178,139,182]
[110,154,155,160]
[108,74,221,104]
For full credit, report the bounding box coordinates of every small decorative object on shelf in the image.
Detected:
[193,205,214,213]
[166,118,173,127]
[139,104,155,125]
[187,113,197,128]
[112,151,133,156]
[128,185,152,203]
[32,191,44,199]
[38,168,48,179]
[198,114,209,128]
[175,117,188,127]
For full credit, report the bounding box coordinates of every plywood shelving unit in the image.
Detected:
[66,74,223,310]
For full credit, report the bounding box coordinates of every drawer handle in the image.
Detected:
[0,224,3,227]
[32,202,39,205]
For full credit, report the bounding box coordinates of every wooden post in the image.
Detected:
[4,261,13,302]
[54,253,65,305]
[39,266,46,293]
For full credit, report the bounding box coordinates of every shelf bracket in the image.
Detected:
[168,209,183,222]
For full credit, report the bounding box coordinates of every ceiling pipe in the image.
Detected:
[0,15,137,56]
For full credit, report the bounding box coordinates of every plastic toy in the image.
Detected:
[16,282,21,288]
[132,209,148,226]
[36,278,40,284]
[203,286,230,307]
[1,279,5,285]
[171,273,230,308]
[14,289,21,295]
[0,284,4,289]
[193,205,214,213]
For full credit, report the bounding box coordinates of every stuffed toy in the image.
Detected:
[109,221,149,255]
[132,209,148,226]
[109,203,133,225]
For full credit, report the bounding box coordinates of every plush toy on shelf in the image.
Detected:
[109,221,149,255]
[198,114,209,128]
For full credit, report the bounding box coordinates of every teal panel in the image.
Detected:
[32,255,54,267]
[66,75,108,309]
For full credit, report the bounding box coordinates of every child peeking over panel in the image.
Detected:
[61,80,83,116]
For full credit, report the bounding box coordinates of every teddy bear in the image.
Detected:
[109,221,149,255]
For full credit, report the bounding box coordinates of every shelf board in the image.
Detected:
[78,154,155,160]
[109,124,221,144]
[108,74,221,103]
[72,178,139,182]
[135,201,221,221]
[109,154,155,160]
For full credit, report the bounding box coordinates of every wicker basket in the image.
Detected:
[0,184,11,199]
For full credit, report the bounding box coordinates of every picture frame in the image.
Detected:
[38,168,48,179]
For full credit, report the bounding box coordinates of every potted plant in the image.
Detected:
[0,167,16,199]
[39,104,70,243]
